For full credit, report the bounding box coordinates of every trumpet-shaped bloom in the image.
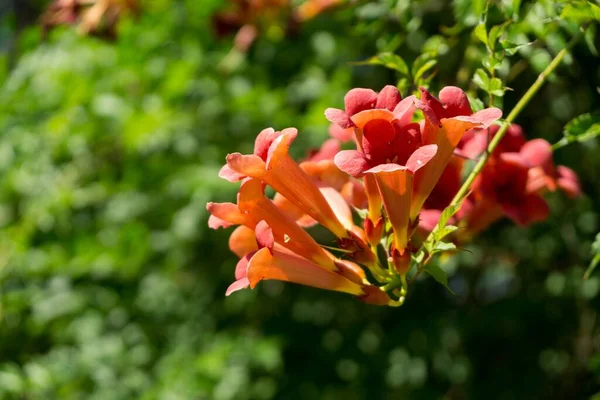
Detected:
[421,123,581,236]
[208,178,337,269]
[223,128,351,238]
[411,87,502,219]
[364,146,438,252]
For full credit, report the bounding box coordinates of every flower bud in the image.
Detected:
[364,217,384,247]
[391,248,412,275]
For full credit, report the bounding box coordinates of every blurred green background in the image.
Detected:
[0,0,599,399]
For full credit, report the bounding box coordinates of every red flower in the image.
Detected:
[420,123,582,237]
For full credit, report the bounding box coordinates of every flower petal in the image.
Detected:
[272,192,318,227]
[375,85,401,111]
[265,133,349,238]
[319,187,353,230]
[417,87,447,124]
[207,202,246,228]
[329,123,355,142]
[520,138,553,168]
[226,277,250,296]
[218,164,245,182]
[226,153,267,179]
[363,173,382,221]
[247,248,365,296]
[325,108,354,128]
[300,160,348,190]
[255,220,274,250]
[463,107,503,128]
[253,127,280,160]
[229,226,258,257]
[502,193,549,225]
[308,138,340,162]
[439,86,472,117]
[410,118,479,219]
[366,164,412,252]
[362,118,396,160]
[418,209,442,233]
[350,108,395,130]
[405,144,438,173]
[238,179,337,269]
[393,95,417,127]
[556,165,582,198]
[334,150,369,177]
[344,88,378,116]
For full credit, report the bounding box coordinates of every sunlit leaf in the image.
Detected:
[412,53,437,84]
[561,1,600,23]
[473,23,488,46]
[353,52,410,76]
[488,21,512,51]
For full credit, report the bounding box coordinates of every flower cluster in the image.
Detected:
[213,0,343,52]
[208,85,513,306]
[41,0,139,38]
[419,123,581,240]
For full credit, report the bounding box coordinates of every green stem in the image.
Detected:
[413,25,587,274]
[449,26,586,207]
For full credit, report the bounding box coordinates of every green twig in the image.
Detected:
[449,25,586,207]
[414,25,587,276]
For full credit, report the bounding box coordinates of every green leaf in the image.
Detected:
[473,68,506,96]
[468,95,485,112]
[561,1,600,23]
[412,53,438,84]
[555,112,600,148]
[435,194,469,234]
[431,241,458,255]
[482,55,501,72]
[585,23,599,56]
[584,233,600,280]
[499,39,533,56]
[353,52,410,76]
[473,68,490,90]
[473,23,488,46]
[436,225,459,241]
[424,263,456,294]
[488,21,512,51]
[489,77,506,96]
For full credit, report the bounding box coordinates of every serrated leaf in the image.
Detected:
[424,263,456,294]
[473,23,488,46]
[354,52,410,76]
[561,1,600,23]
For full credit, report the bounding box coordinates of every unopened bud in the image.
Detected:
[364,217,384,247]
[391,248,412,275]
[359,286,391,306]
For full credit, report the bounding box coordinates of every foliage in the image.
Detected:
[0,0,599,399]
